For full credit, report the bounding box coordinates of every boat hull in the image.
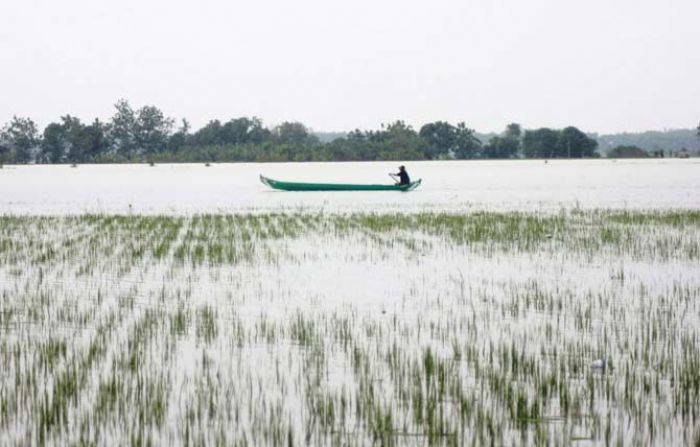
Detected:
[260,175,421,191]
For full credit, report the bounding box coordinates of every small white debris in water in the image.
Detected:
[590,358,606,369]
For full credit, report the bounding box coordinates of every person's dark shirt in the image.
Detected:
[397,170,410,185]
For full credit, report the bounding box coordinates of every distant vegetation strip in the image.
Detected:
[0,100,698,164]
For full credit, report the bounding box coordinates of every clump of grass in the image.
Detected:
[196,305,217,343]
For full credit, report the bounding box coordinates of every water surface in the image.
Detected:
[1,159,698,214]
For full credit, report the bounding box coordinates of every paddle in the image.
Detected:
[388,173,400,185]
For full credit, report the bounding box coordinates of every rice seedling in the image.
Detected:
[0,210,697,445]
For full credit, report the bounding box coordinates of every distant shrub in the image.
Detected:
[608,145,649,158]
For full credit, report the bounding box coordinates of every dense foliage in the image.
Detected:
[607,145,649,158]
[0,99,644,164]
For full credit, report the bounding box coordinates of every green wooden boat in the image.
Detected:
[260,175,421,191]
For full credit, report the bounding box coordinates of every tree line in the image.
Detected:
[595,128,700,155]
[0,100,605,164]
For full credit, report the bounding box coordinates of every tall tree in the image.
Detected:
[133,105,174,154]
[109,99,136,158]
[483,123,522,159]
[108,100,173,157]
[62,116,87,162]
[0,116,39,163]
[192,120,224,146]
[269,122,318,161]
[272,122,317,146]
[419,121,481,159]
[0,133,9,164]
[453,123,482,159]
[40,116,108,163]
[522,128,559,158]
[380,121,423,160]
[168,119,191,151]
[556,126,598,158]
[40,122,68,163]
[419,121,455,159]
[483,136,519,159]
[504,123,522,141]
[329,129,377,160]
[221,117,268,145]
[79,118,108,161]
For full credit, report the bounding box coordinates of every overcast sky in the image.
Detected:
[1,0,698,134]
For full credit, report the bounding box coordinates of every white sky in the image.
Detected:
[1,0,698,134]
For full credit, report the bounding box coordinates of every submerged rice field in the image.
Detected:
[0,210,699,445]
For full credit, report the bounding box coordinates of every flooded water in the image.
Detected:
[1,160,699,445]
[1,159,698,214]
[2,212,699,445]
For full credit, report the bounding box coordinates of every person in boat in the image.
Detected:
[390,165,411,185]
